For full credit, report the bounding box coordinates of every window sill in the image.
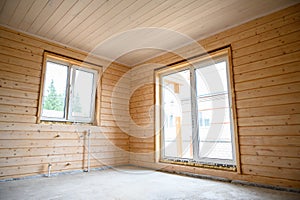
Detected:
[159,159,237,172]
[39,120,95,126]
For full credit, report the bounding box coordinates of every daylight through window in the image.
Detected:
[40,54,99,123]
[156,48,237,168]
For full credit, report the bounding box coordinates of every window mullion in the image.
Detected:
[65,65,73,121]
[190,66,199,161]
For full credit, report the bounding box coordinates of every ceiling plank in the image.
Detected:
[27,0,63,33]
[37,0,81,37]
[0,0,21,25]
[0,0,297,66]
[111,0,197,53]
[81,0,153,47]
[69,0,137,48]
[85,0,180,49]
[0,0,6,13]
[17,0,48,31]
[176,0,293,40]
[44,0,93,39]
[59,0,122,45]
[8,0,35,27]
[52,0,106,41]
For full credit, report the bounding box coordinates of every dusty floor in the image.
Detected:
[0,166,299,200]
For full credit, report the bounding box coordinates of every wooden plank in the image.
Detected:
[28,0,63,34]
[200,15,299,52]
[101,85,130,94]
[236,92,300,108]
[239,136,300,146]
[129,143,154,149]
[239,174,300,189]
[129,153,155,163]
[233,31,300,59]
[0,151,128,167]
[0,105,37,115]
[234,50,300,74]
[0,88,38,100]
[18,0,49,30]
[72,0,141,45]
[0,139,128,148]
[129,94,153,103]
[238,103,300,118]
[0,61,41,77]
[0,122,105,132]
[0,53,42,71]
[0,37,43,56]
[239,113,300,126]
[242,165,300,181]
[0,45,42,63]
[0,145,129,158]
[102,78,129,88]
[129,137,154,144]
[101,114,129,122]
[36,0,80,36]
[0,0,21,25]
[0,113,36,123]
[0,79,39,93]
[129,99,154,108]
[200,4,300,47]
[102,72,130,82]
[7,0,35,27]
[0,96,38,107]
[0,70,41,85]
[101,95,129,105]
[130,106,154,114]
[0,130,128,140]
[241,155,300,169]
[0,27,114,67]
[59,0,122,44]
[239,125,300,136]
[233,40,300,66]
[0,157,128,177]
[234,62,299,83]
[240,145,300,157]
[235,72,300,92]
[236,82,300,100]
[232,21,300,50]
[130,113,152,120]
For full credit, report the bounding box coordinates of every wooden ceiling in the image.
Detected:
[0,0,298,66]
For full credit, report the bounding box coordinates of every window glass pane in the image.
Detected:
[70,68,95,119]
[162,69,193,159]
[42,61,68,119]
[196,61,233,160]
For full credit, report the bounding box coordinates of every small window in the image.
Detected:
[38,53,100,124]
[155,48,239,170]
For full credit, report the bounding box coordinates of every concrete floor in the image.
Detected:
[0,166,299,200]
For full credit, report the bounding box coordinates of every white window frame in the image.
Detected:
[37,52,101,125]
[155,47,240,172]
[67,66,98,123]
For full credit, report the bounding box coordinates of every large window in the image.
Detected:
[38,53,100,124]
[156,48,238,170]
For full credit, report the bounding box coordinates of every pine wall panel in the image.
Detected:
[129,4,300,189]
[0,26,130,179]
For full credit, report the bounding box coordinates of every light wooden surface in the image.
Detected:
[0,0,297,65]
[129,4,300,189]
[0,25,131,179]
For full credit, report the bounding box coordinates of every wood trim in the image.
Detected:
[36,51,47,123]
[45,51,102,70]
[155,47,239,171]
[37,52,103,125]
[227,47,241,174]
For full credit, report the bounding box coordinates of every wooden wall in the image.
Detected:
[129,4,300,189]
[0,26,130,179]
